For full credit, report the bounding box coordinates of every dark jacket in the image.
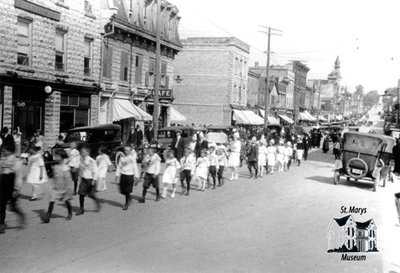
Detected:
[172,136,185,161]
[246,143,258,162]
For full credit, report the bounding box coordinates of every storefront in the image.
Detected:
[60,93,91,132]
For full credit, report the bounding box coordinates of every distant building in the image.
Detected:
[173,37,250,126]
[247,70,260,108]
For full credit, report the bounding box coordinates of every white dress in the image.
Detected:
[162,158,181,184]
[228,140,241,167]
[96,154,112,179]
[276,145,285,164]
[284,147,293,163]
[26,154,48,184]
[257,145,267,166]
[266,146,276,167]
[195,157,209,179]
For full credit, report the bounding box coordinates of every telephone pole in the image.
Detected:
[153,0,161,140]
[259,26,282,129]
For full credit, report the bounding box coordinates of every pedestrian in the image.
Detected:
[0,144,25,234]
[228,132,241,180]
[195,149,209,191]
[246,137,258,179]
[96,146,112,192]
[276,139,285,172]
[216,145,227,186]
[240,138,247,168]
[136,125,144,147]
[172,129,185,161]
[322,134,330,153]
[257,139,267,177]
[76,145,101,216]
[296,137,305,166]
[333,137,341,160]
[195,132,208,158]
[303,134,310,161]
[115,146,140,210]
[12,128,22,157]
[1,127,15,150]
[41,149,73,223]
[188,134,197,152]
[266,139,276,174]
[208,144,219,189]
[180,147,196,196]
[26,146,47,201]
[68,142,80,195]
[55,135,65,147]
[393,138,400,174]
[140,145,161,203]
[127,125,137,148]
[161,150,181,198]
[34,130,44,151]
[284,141,293,171]
[395,192,400,226]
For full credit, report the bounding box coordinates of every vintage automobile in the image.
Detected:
[333,132,390,191]
[206,125,233,134]
[53,124,123,165]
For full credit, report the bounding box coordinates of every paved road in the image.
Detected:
[0,149,399,273]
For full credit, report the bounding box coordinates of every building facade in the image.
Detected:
[247,70,260,108]
[0,0,103,147]
[99,0,182,141]
[173,37,249,126]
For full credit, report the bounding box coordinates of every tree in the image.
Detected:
[354,85,364,98]
[363,90,380,109]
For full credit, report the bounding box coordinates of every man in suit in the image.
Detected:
[136,125,144,147]
[127,126,137,147]
[172,129,185,161]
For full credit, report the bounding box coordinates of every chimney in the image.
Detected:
[255,61,259,67]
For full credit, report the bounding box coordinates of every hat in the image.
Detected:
[176,129,182,134]
[208,143,217,149]
[233,132,239,139]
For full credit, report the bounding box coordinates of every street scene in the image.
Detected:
[1,0,400,272]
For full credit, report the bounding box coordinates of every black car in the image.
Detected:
[52,124,123,165]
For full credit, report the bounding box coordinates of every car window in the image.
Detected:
[65,131,87,142]
[88,130,118,142]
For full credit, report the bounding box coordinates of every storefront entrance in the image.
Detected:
[12,89,44,140]
[60,94,91,132]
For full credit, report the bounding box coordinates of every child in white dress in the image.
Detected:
[195,149,209,191]
[26,146,48,201]
[276,139,285,172]
[96,147,112,191]
[257,140,267,177]
[283,141,293,171]
[266,139,276,175]
[216,146,228,186]
[161,150,181,198]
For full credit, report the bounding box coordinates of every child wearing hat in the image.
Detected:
[284,141,293,171]
[140,145,161,203]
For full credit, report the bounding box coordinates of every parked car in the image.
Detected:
[333,132,389,191]
[52,124,123,165]
[206,125,233,134]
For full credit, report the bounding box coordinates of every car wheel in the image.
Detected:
[346,177,350,182]
[115,151,124,168]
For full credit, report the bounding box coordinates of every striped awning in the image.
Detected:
[233,110,264,125]
[113,99,152,121]
[278,115,294,124]
[258,110,280,125]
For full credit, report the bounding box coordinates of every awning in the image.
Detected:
[303,110,317,121]
[298,112,310,121]
[170,107,187,123]
[278,114,294,124]
[113,99,152,121]
[318,116,327,121]
[233,110,264,125]
[258,110,280,125]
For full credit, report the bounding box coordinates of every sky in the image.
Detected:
[172,0,400,94]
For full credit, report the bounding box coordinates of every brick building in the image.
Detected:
[247,70,260,108]
[98,0,182,141]
[0,0,102,147]
[173,37,249,126]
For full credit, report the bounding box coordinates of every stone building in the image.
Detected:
[99,0,182,142]
[173,37,249,126]
[0,0,102,147]
[247,70,260,108]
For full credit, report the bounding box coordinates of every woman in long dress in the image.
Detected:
[276,139,285,172]
[161,150,181,198]
[26,146,48,201]
[257,140,267,177]
[96,147,112,191]
[266,139,276,175]
[228,132,241,180]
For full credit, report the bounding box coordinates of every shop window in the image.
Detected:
[60,94,90,132]
[161,62,169,88]
[55,29,66,71]
[84,38,93,76]
[120,50,129,82]
[146,57,155,87]
[17,18,32,66]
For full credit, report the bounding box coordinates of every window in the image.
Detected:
[17,18,31,66]
[60,94,91,132]
[84,0,92,13]
[102,45,113,78]
[84,38,92,76]
[145,57,155,87]
[135,54,143,84]
[161,62,169,88]
[120,51,129,81]
[55,29,66,71]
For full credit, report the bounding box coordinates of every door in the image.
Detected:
[13,103,43,141]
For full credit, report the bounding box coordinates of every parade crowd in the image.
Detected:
[0,124,331,234]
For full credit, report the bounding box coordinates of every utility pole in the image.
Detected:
[397,79,400,128]
[259,26,282,130]
[153,0,161,140]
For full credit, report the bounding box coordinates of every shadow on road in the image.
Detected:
[32,209,66,221]
[306,175,375,191]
